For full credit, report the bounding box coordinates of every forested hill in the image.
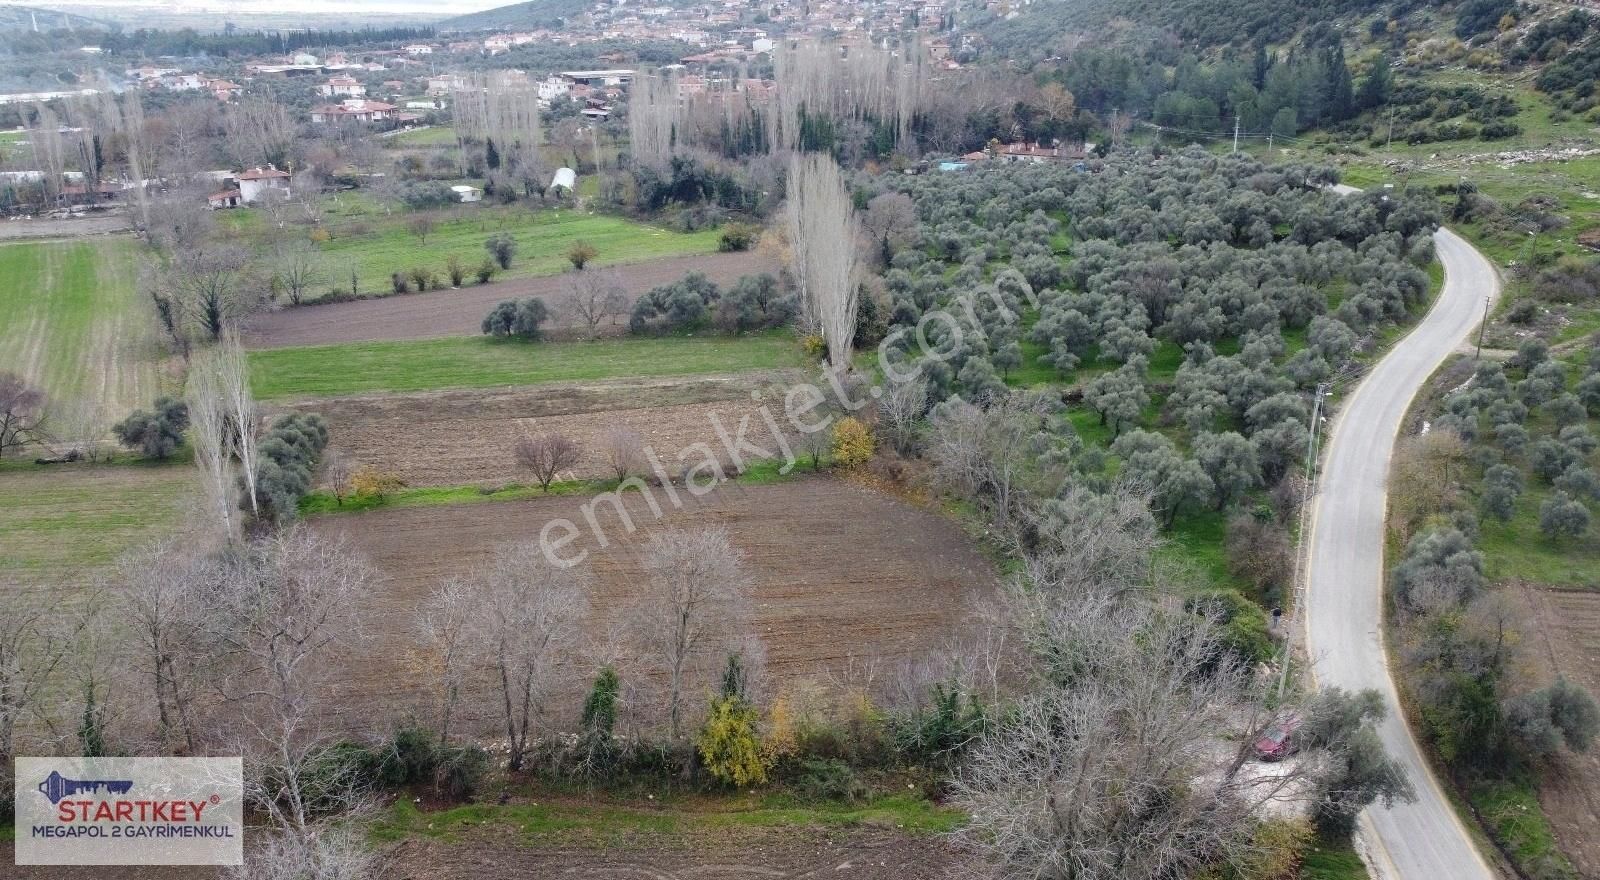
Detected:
[438,0,593,31]
[977,0,1432,61]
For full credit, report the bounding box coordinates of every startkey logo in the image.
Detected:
[15,758,243,866]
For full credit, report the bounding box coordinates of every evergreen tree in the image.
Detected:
[1323,44,1355,123]
[485,137,501,171]
[1356,54,1393,111]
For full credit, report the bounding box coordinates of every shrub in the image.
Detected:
[349,466,404,502]
[391,272,409,294]
[1185,589,1274,663]
[790,758,868,803]
[112,397,189,460]
[566,239,598,270]
[698,695,766,787]
[482,297,550,339]
[485,233,516,270]
[309,227,331,243]
[718,222,759,252]
[889,681,984,770]
[445,255,466,287]
[831,417,874,467]
[407,267,436,292]
[475,259,497,284]
[246,413,330,522]
[629,272,720,334]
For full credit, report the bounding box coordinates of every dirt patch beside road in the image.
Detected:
[273,371,803,488]
[243,250,777,349]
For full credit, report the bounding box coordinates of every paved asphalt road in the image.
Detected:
[1303,224,1501,880]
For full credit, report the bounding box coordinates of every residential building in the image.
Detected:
[319,76,367,98]
[237,166,291,203]
[309,98,397,124]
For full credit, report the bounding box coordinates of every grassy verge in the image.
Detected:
[369,791,962,847]
[300,457,817,517]
[1300,835,1368,880]
[247,333,806,400]
[1469,779,1578,880]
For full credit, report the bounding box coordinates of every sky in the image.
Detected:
[18,0,508,17]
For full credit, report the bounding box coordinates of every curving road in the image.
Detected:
[1303,223,1501,880]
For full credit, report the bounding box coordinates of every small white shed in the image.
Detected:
[550,167,577,192]
[451,185,482,203]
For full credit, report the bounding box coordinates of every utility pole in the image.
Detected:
[1476,296,1490,359]
[1386,106,1395,150]
[1232,114,1240,153]
[1279,381,1330,702]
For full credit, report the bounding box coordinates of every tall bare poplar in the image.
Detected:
[186,352,237,542]
[216,328,259,517]
[627,70,679,168]
[786,153,860,368]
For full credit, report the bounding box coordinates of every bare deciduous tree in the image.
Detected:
[270,239,322,307]
[861,191,919,266]
[187,352,238,541]
[634,527,753,740]
[875,378,928,456]
[0,590,72,769]
[627,71,680,168]
[786,153,861,368]
[515,432,581,491]
[217,328,260,517]
[601,427,646,482]
[564,269,629,338]
[928,391,1068,529]
[113,539,216,754]
[0,372,49,458]
[227,824,379,880]
[465,543,592,771]
[207,529,378,833]
[416,577,474,748]
[223,99,295,171]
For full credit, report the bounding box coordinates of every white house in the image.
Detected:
[236,166,291,203]
[404,44,434,56]
[309,98,397,124]
[538,75,571,102]
[318,75,366,98]
[450,185,482,203]
[752,37,775,53]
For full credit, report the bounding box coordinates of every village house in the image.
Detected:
[310,98,397,124]
[318,75,366,98]
[208,79,242,101]
[404,44,435,56]
[237,166,291,203]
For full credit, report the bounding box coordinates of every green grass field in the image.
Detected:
[247,333,806,400]
[292,206,720,299]
[370,791,961,847]
[0,237,159,416]
[0,461,193,584]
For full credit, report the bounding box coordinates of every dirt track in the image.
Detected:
[274,372,801,488]
[307,476,999,736]
[243,250,778,349]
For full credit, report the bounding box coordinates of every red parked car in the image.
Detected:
[1254,715,1302,761]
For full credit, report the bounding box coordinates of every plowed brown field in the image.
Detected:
[306,476,998,735]
[243,250,777,349]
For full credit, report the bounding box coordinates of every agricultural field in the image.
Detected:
[0,237,162,416]
[274,372,800,488]
[303,476,1000,734]
[244,249,776,348]
[237,203,724,300]
[246,333,805,400]
[0,461,194,588]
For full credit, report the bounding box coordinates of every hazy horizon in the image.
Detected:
[8,0,508,19]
